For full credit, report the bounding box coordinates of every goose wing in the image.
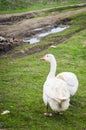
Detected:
[57,72,78,86]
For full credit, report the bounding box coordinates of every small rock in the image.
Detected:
[1,110,10,115]
[50,45,56,48]
[20,50,25,54]
[0,36,7,42]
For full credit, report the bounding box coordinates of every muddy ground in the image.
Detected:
[0,4,86,38]
[0,4,86,56]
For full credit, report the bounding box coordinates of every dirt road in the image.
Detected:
[0,6,86,38]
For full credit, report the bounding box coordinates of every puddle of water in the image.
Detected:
[39,32,51,37]
[51,26,67,33]
[29,38,40,44]
[23,38,40,44]
[38,26,68,37]
[23,25,69,44]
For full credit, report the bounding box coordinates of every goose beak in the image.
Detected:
[40,56,45,60]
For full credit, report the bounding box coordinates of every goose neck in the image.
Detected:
[47,59,57,79]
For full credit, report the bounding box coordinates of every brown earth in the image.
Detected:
[0,4,86,56]
[9,27,85,58]
[0,5,86,38]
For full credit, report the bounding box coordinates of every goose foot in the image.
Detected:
[44,112,52,117]
[58,112,63,115]
[55,112,63,115]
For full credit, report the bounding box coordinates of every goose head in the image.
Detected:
[40,54,55,63]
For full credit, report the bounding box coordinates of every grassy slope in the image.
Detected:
[0,14,86,130]
[0,0,85,14]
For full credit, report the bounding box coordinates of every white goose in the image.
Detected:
[41,54,70,116]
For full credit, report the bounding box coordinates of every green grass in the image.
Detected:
[0,0,85,14]
[0,12,86,130]
[0,29,86,130]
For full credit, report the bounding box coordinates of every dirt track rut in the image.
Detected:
[0,7,86,38]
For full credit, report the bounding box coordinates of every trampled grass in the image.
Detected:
[0,13,86,130]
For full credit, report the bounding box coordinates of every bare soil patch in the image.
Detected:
[0,4,86,56]
[10,27,85,58]
[0,6,86,38]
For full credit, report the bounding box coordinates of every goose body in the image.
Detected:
[43,77,70,112]
[41,54,70,116]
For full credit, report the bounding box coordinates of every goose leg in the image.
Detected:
[55,111,63,115]
[58,112,63,115]
[44,104,52,117]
